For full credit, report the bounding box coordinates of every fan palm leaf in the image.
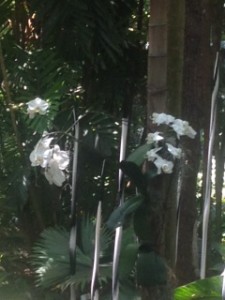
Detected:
[31,218,113,293]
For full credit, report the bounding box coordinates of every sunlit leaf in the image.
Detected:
[174,276,222,300]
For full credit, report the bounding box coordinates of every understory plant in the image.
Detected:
[26,103,198,298]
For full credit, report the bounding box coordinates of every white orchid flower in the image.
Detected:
[29,135,53,167]
[152,113,175,126]
[183,122,197,139]
[44,146,69,186]
[44,159,66,187]
[166,143,182,159]
[27,97,49,118]
[171,119,196,139]
[146,132,164,145]
[146,147,162,161]
[51,145,70,170]
[154,155,174,174]
[30,136,69,187]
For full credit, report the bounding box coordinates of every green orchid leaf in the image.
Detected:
[133,205,152,241]
[120,161,147,194]
[127,144,151,166]
[107,195,143,230]
[136,250,167,287]
[174,275,222,300]
[119,243,138,279]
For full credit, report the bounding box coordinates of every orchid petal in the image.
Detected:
[44,160,66,187]
[154,156,174,174]
[52,145,70,170]
[146,132,164,144]
[146,147,162,161]
[27,97,49,118]
[152,113,175,126]
[166,143,182,159]
[29,135,53,167]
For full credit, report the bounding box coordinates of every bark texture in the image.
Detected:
[176,0,212,284]
[147,0,167,127]
[164,0,185,269]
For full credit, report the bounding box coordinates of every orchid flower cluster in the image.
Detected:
[146,113,196,175]
[27,97,49,118]
[27,97,70,187]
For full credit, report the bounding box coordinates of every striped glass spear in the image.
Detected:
[112,118,129,300]
[69,110,80,300]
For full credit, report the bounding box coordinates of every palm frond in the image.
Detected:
[0,0,13,38]
[80,216,113,258]
[31,221,112,292]
[80,110,119,157]
[32,0,125,66]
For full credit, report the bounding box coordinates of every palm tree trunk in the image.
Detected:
[164,0,185,269]
[176,0,213,284]
[147,0,167,129]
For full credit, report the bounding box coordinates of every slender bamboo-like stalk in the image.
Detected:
[112,118,129,300]
[222,269,225,299]
[215,131,225,243]
[200,53,220,279]
[69,111,80,300]
[90,201,102,300]
[90,159,106,300]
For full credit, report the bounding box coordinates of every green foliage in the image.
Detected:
[174,276,222,300]
[6,47,79,133]
[31,219,113,292]
[127,143,152,166]
[31,0,128,66]
[133,204,151,241]
[0,0,149,298]
[80,110,119,158]
[80,216,113,258]
[0,277,34,300]
[107,195,143,229]
[136,244,167,287]
[120,161,147,195]
[0,0,13,37]
[32,227,75,289]
[119,243,138,279]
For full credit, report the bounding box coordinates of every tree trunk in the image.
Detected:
[145,0,171,298]
[176,0,213,284]
[164,0,185,269]
[167,0,185,117]
[147,0,167,129]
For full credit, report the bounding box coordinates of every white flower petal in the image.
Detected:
[41,148,53,168]
[29,135,53,167]
[27,109,35,119]
[146,132,164,144]
[185,125,197,139]
[45,160,66,187]
[161,161,174,174]
[52,145,70,170]
[27,97,49,118]
[146,147,162,161]
[152,113,175,126]
[154,156,174,174]
[166,143,182,159]
[171,119,196,139]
